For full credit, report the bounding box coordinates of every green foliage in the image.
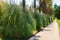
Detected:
[34,12,54,31]
[55,6,60,19]
[47,15,51,25]
[0,2,54,40]
[43,15,47,27]
[1,4,36,39]
[42,15,50,27]
[19,12,36,39]
[34,13,43,31]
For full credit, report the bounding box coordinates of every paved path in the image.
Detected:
[28,19,60,40]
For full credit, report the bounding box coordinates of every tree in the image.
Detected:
[23,0,25,11]
[34,0,36,13]
[45,0,53,15]
[39,0,53,15]
[54,3,57,10]
[39,0,47,13]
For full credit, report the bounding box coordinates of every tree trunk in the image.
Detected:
[34,0,36,13]
[39,0,47,13]
[23,0,25,11]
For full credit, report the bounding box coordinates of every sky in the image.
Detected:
[4,0,60,6]
[16,0,60,5]
[53,0,60,5]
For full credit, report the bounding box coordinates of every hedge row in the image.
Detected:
[34,13,54,31]
[0,5,54,40]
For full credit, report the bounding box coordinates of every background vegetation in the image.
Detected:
[55,6,60,35]
[0,0,54,40]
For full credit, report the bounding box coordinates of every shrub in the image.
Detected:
[1,3,54,40]
[47,15,51,25]
[43,15,47,27]
[45,15,49,26]
[19,12,36,39]
[1,5,36,39]
[34,13,43,31]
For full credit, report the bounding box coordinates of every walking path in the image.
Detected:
[28,19,60,40]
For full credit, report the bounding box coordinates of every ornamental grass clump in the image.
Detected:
[34,13,43,31]
[1,4,36,39]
